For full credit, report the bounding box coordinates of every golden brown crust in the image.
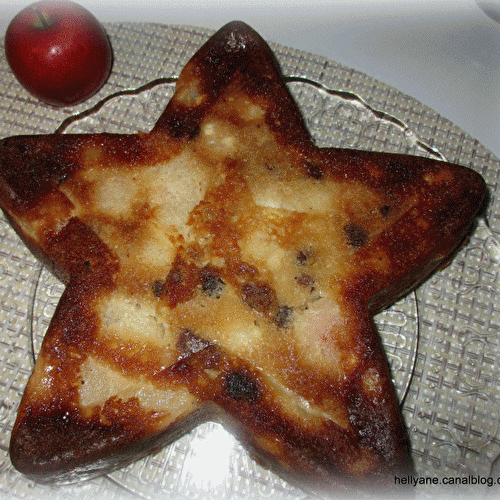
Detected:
[0,20,486,492]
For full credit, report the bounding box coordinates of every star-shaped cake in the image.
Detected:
[0,21,486,494]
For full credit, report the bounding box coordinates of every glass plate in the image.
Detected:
[28,77,424,500]
[1,21,499,500]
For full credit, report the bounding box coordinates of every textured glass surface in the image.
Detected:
[0,22,499,500]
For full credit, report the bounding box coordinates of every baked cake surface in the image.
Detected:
[0,21,486,494]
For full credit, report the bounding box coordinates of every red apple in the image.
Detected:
[5,1,113,107]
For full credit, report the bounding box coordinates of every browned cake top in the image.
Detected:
[0,21,486,492]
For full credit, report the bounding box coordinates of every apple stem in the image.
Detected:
[32,7,53,30]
